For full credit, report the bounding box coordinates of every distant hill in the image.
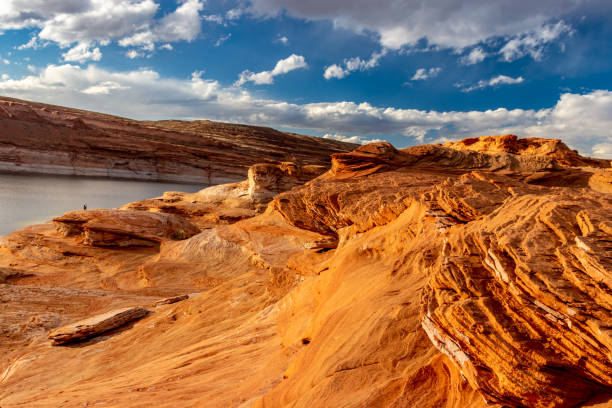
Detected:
[0,96,356,184]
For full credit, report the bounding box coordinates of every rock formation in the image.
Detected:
[0,96,355,183]
[444,134,611,168]
[0,135,611,408]
[53,210,201,246]
[121,161,327,229]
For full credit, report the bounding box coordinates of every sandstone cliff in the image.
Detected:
[0,135,611,408]
[0,96,355,183]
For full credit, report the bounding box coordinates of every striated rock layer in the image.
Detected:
[0,96,354,183]
[0,135,611,408]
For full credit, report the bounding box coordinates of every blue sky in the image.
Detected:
[0,0,611,157]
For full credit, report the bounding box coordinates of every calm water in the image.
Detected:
[0,173,204,236]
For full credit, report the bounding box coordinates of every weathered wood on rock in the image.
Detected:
[49,307,149,345]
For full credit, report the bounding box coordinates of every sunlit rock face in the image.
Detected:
[266,137,612,407]
[0,135,610,408]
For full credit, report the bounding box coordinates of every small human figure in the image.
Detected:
[83,203,87,210]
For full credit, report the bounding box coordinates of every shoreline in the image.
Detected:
[0,163,241,185]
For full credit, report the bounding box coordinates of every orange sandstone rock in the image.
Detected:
[1,134,611,408]
[53,209,200,246]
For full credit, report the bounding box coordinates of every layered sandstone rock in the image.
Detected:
[1,135,611,408]
[422,191,612,408]
[0,96,355,183]
[53,210,200,247]
[444,134,611,168]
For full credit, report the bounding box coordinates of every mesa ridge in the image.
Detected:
[0,96,355,183]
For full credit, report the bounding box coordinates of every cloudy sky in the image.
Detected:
[0,0,611,157]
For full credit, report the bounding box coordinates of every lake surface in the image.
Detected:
[0,173,204,236]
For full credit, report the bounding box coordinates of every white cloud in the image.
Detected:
[276,36,289,45]
[125,49,144,59]
[62,43,102,63]
[324,49,387,80]
[1,59,9,65]
[226,7,245,20]
[2,0,205,56]
[0,64,610,159]
[411,67,441,81]
[247,0,589,49]
[202,14,223,24]
[236,54,307,85]
[323,133,386,145]
[38,0,160,47]
[500,20,573,61]
[16,37,42,50]
[117,0,204,51]
[159,43,173,51]
[82,81,130,95]
[460,47,487,65]
[460,75,524,92]
[591,144,612,159]
[323,64,347,80]
[154,0,204,42]
[215,33,231,47]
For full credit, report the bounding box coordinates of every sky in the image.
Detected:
[0,0,611,158]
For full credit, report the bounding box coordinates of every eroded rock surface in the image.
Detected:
[54,210,200,247]
[0,135,610,408]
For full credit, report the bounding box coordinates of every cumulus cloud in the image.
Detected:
[62,43,102,63]
[411,67,441,81]
[460,75,524,92]
[323,64,347,80]
[460,47,487,65]
[499,20,573,61]
[2,0,205,55]
[0,64,610,158]
[324,49,387,80]
[117,0,204,50]
[236,54,307,85]
[246,0,589,49]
